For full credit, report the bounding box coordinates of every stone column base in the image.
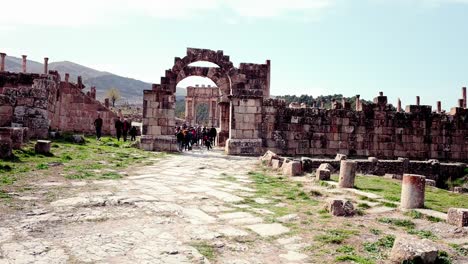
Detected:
[141,135,180,152]
[226,138,264,156]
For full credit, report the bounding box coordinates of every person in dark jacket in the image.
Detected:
[122,119,130,142]
[209,126,217,146]
[129,126,138,141]
[115,119,123,141]
[93,114,103,140]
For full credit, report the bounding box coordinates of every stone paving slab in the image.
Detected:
[246,223,290,237]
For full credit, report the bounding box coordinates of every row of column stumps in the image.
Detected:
[297,89,467,112]
[338,160,426,209]
[336,162,426,210]
[0,52,49,74]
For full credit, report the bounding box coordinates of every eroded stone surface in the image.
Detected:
[0,150,307,263]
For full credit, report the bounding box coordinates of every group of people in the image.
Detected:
[114,119,138,142]
[93,114,138,141]
[94,114,138,141]
[175,125,217,152]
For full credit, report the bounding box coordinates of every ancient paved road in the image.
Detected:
[0,149,309,264]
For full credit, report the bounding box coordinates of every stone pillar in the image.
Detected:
[463,87,467,108]
[458,99,464,108]
[0,53,6,72]
[397,98,402,112]
[416,96,420,106]
[43,57,49,74]
[338,160,357,188]
[320,101,324,108]
[355,95,360,111]
[104,98,110,108]
[437,101,442,113]
[77,76,83,89]
[379,91,383,96]
[65,73,70,83]
[400,174,425,209]
[191,99,196,125]
[218,102,230,147]
[22,55,27,73]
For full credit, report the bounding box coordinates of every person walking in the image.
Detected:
[115,118,123,141]
[129,126,137,141]
[122,119,130,142]
[93,114,103,140]
[209,126,217,146]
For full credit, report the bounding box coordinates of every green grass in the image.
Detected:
[190,242,215,260]
[449,243,468,256]
[314,229,359,244]
[0,136,165,194]
[378,217,415,229]
[337,245,355,254]
[335,254,375,264]
[331,175,468,213]
[363,235,396,254]
[407,229,437,240]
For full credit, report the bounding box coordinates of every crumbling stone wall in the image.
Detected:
[142,48,270,154]
[0,64,117,139]
[51,80,117,135]
[0,72,59,138]
[262,93,468,162]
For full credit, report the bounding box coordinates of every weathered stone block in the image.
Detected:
[260,150,279,166]
[326,199,354,216]
[335,153,347,161]
[71,135,85,144]
[425,179,436,187]
[271,158,283,170]
[316,169,331,181]
[282,160,302,177]
[0,138,12,159]
[447,208,468,227]
[401,174,426,209]
[35,140,51,154]
[390,236,438,263]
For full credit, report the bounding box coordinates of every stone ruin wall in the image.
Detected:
[262,92,468,162]
[0,72,59,138]
[51,77,116,135]
[0,54,117,141]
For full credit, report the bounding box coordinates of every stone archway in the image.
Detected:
[141,48,271,155]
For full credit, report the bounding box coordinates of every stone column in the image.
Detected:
[463,87,467,108]
[218,102,230,147]
[338,160,357,188]
[458,99,464,108]
[355,95,360,111]
[207,100,213,127]
[437,101,441,113]
[192,99,196,125]
[0,53,6,72]
[104,98,110,108]
[400,174,425,209]
[22,55,27,73]
[416,96,420,106]
[397,98,402,112]
[43,57,49,74]
[65,73,70,83]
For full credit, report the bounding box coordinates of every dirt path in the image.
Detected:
[0,149,308,263]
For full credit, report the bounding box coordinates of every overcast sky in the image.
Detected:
[1,0,467,109]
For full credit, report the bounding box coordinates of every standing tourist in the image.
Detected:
[129,126,137,141]
[209,126,217,146]
[115,118,123,141]
[122,119,130,142]
[93,113,103,140]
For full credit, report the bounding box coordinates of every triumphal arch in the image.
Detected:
[141,48,271,154]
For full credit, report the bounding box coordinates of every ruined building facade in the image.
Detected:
[0,53,117,145]
[142,48,468,161]
[185,85,220,127]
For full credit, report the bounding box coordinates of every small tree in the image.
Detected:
[106,87,121,107]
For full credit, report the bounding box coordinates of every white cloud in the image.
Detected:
[0,0,335,27]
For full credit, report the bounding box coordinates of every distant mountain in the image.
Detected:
[4,56,187,103]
